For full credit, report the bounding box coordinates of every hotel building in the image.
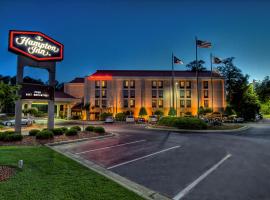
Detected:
[64,70,226,120]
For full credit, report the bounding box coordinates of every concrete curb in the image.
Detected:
[46,133,115,146]
[146,125,250,133]
[46,145,170,200]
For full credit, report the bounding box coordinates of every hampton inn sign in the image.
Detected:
[8,30,63,61]
[8,30,64,133]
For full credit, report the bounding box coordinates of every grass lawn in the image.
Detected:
[263,114,270,119]
[0,146,144,200]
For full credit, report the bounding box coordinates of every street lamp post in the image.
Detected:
[175,82,178,116]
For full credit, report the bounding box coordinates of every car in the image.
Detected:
[3,118,34,126]
[126,115,135,123]
[148,115,158,123]
[234,117,244,123]
[105,116,114,123]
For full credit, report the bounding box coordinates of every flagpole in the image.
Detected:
[172,52,175,110]
[195,36,199,118]
[210,53,214,113]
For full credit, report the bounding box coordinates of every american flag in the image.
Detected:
[197,40,212,48]
[174,56,183,64]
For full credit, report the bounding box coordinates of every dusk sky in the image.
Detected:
[1,0,270,82]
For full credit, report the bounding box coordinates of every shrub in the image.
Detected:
[115,112,126,121]
[60,127,68,133]
[93,127,105,134]
[168,107,176,116]
[139,107,147,117]
[100,112,113,121]
[0,125,4,130]
[0,132,7,140]
[3,133,23,142]
[29,129,40,136]
[154,110,164,117]
[70,126,81,131]
[52,128,64,136]
[36,130,54,139]
[85,126,95,132]
[158,117,207,130]
[65,128,78,136]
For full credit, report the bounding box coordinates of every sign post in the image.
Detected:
[8,30,64,133]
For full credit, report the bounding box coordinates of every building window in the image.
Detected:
[186,81,191,89]
[152,100,157,108]
[186,90,191,98]
[158,90,163,98]
[130,99,135,108]
[180,100,185,108]
[186,100,191,108]
[95,81,100,88]
[130,90,135,98]
[123,90,129,98]
[101,100,107,108]
[95,90,100,98]
[130,80,135,88]
[101,80,107,88]
[95,100,100,107]
[152,90,157,98]
[204,90,208,98]
[152,81,157,88]
[101,90,107,98]
[124,99,128,108]
[203,81,208,89]
[158,99,163,108]
[180,90,185,98]
[158,81,163,88]
[123,80,129,88]
[180,81,185,88]
[204,100,209,108]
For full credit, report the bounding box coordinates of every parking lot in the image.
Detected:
[54,122,270,200]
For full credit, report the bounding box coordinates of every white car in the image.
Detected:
[126,116,135,123]
[148,115,158,123]
[3,118,34,126]
[105,116,114,123]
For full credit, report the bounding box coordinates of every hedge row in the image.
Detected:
[0,131,23,142]
[158,116,207,130]
[85,126,105,134]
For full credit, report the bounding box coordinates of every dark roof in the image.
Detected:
[69,77,84,83]
[55,91,76,99]
[90,70,223,78]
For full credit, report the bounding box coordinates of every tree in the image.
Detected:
[0,82,19,113]
[168,107,176,116]
[186,60,207,72]
[139,107,147,117]
[254,76,270,103]
[154,110,164,117]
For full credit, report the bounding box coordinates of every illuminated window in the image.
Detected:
[152,90,157,98]
[101,90,107,98]
[180,100,185,108]
[95,81,100,88]
[152,100,157,108]
[204,90,208,98]
[102,100,107,108]
[203,81,208,89]
[152,81,157,88]
[130,90,135,98]
[95,90,100,98]
[158,99,163,108]
[123,90,128,98]
[124,99,128,108]
[186,81,191,89]
[158,81,163,88]
[95,100,100,107]
[101,80,107,88]
[186,90,191,98]
[130,80,135,88]
[123,80,129,88]
[130,99,135,108]
[204,100,209,108]
[180,81,185,88]
[180,90,185,98]
[186,100,191,108]
[158,90,163,98]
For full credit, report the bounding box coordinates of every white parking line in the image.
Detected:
[76,140,146,154]
[107,145,181,170]
[173,154,232,200]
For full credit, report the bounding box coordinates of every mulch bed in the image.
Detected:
[0,131,109,146]
[0,166,16,182]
